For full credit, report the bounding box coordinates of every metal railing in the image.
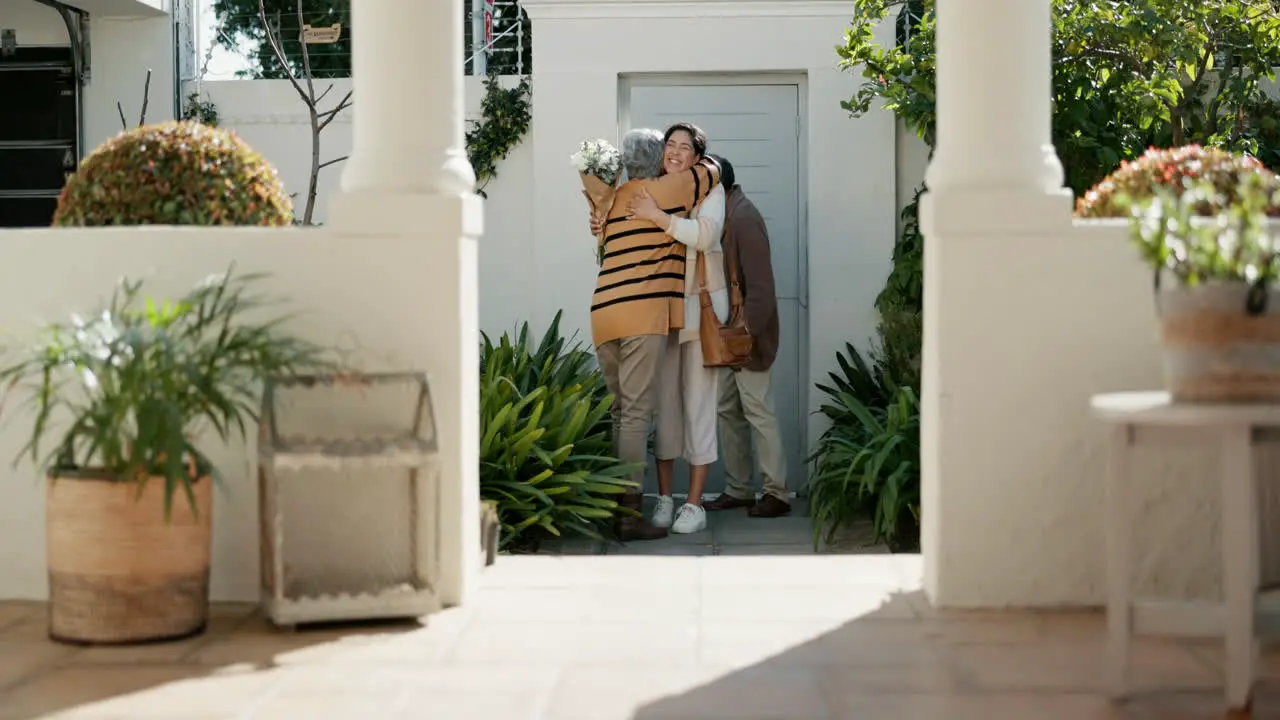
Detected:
[464,0,530,76]
[896,0,927,48]
[201,1,529,81]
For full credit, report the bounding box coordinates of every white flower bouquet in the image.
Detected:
[572,138,623,263]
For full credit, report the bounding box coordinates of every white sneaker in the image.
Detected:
[652,496,675,529]
[671,503,707,534]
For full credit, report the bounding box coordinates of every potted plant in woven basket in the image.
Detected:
[0,121,309,645]
[0,269,326,645]
[1125,169,1280,402]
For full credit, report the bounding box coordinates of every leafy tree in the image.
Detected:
[212,0,533,79]
[839,0,1280,196]
[212,0,351,79]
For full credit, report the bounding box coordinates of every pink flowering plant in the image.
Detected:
[1079,145,1280,219]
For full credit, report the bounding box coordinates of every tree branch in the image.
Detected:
[256,0,312,108]
[292,0,322,225]
[138,69,152,127]
[296,0,319,112]
[318,91,353,133]
[117,69,153,130]
[1061,45,1146,75]
[318,156,349,170]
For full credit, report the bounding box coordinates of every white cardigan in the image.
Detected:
[666,183,729,344]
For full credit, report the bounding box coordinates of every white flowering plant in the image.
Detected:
[1127,171,1280,287]
[571,138,622,187]
[0,266,329,517]
[573,138,624,265]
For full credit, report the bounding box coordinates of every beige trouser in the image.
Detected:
[655,333,720,466]
[596,335,667,487]
[717,367,788,500]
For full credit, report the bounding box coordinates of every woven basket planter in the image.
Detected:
[46,470,213,645]
[1159,281,1280,402]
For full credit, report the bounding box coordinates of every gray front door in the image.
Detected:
[626,82,806,499]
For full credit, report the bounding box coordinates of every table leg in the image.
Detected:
[1222,425,1259,712]
[1106,424,1132,700]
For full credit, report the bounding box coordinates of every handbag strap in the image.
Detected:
[697,211,742,307]
[722,212,745,311]
[696,249,710,294]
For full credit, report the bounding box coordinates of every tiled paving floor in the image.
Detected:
[2,553,1279,719]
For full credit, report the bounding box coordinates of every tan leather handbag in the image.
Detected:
[696,242,754,369]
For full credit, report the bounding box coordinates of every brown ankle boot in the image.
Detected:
[615,493,668,541]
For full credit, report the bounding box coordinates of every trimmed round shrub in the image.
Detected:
[53,121,293,227]
[1075,145,1280,218]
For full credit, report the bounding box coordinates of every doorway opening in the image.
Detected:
[0,0,87,227]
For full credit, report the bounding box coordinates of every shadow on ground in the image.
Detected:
[628,588,1270,720]
[2,551,1272,719]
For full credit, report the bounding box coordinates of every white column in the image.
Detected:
[340,0,475,196]
[919,0,1073,608]
[924,0,1063,193]
[330,0,483,610]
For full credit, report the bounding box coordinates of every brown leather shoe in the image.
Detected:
[704,493,756,512]
[615,493,668,541]
[747,494,792,518]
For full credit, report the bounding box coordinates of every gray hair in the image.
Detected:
[622,128,664,180]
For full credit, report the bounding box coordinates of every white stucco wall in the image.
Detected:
[0,0,71,44]
[896,119,929,230]
[197,77,534,336]
[0,227,471,602]
[923,218,1280,607]
[522,0,898,451]
[82,16,177,148]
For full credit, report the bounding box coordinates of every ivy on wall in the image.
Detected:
[466,75,532,197]
[182,92,220,127]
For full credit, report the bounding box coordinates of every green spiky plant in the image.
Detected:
[808,308,922,552]
[479,311,640,549]
[0,267,329,517]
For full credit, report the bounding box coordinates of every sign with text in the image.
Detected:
[302,23,342,45]
[483,0,496,47]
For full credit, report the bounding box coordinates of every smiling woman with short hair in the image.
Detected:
[626,121,728,535]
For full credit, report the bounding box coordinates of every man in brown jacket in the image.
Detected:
[703,157,790,518]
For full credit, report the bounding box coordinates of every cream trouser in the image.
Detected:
[596,334,667,488]
[655,332,719,466]
[717,367,789,500]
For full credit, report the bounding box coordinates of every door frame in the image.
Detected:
[618,72,812,496]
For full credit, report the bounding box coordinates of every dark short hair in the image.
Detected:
[709,154,735,190]
[663,122,708,159]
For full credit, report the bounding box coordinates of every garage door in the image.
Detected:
[0,47,79,227]
[626,83,807,498]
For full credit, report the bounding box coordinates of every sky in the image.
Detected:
[197,0,253,81]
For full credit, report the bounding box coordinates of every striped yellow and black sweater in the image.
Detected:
[591,157,722,347]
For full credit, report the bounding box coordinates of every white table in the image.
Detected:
[1093,391,1280,711]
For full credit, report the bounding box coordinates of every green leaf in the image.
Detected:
[0,266,331,523]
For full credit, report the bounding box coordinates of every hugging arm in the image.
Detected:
[625,158,724,247]
[664,183,724,252]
